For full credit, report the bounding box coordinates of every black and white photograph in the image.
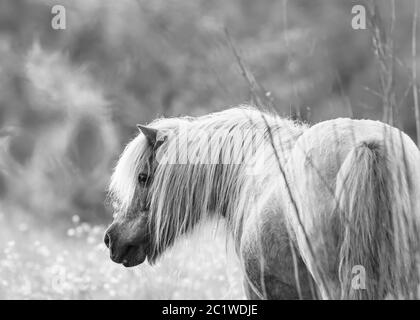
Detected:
[0,0,420,306]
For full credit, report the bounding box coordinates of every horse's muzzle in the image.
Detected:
[104,228,147,267]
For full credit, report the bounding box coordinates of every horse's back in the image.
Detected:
[283,118,420,298]
[287,118,420,221]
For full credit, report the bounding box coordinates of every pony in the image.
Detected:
[105,105,420,299]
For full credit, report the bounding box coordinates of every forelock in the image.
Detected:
[108,133,152,211]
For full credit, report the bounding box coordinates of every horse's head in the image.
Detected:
[104,124,166,267]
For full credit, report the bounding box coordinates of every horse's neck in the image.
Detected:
[154,109,307,229]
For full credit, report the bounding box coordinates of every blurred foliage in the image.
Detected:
[0,0,419,227]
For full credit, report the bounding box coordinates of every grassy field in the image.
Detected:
[0,210,244,300]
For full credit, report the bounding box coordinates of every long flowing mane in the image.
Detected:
[109,106,308,261]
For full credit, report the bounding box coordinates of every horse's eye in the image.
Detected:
[138,173,149,185]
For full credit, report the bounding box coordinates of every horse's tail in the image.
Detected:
[336,141,419,299]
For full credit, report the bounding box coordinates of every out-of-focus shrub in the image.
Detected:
[0,43,118,226]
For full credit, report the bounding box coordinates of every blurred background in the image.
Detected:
[0,0,419,299]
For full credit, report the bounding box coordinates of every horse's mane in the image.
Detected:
[109,105,308,261]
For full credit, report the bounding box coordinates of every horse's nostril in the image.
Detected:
[104,233,111,248]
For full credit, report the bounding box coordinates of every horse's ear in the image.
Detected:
[137,124,157,143]
[137,125,167,149]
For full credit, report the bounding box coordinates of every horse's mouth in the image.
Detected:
[115,244,148,268]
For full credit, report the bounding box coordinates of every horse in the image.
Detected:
[104,105,420,299]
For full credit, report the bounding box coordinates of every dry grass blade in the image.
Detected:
[224,28,276,113]
[366,0,397,125]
